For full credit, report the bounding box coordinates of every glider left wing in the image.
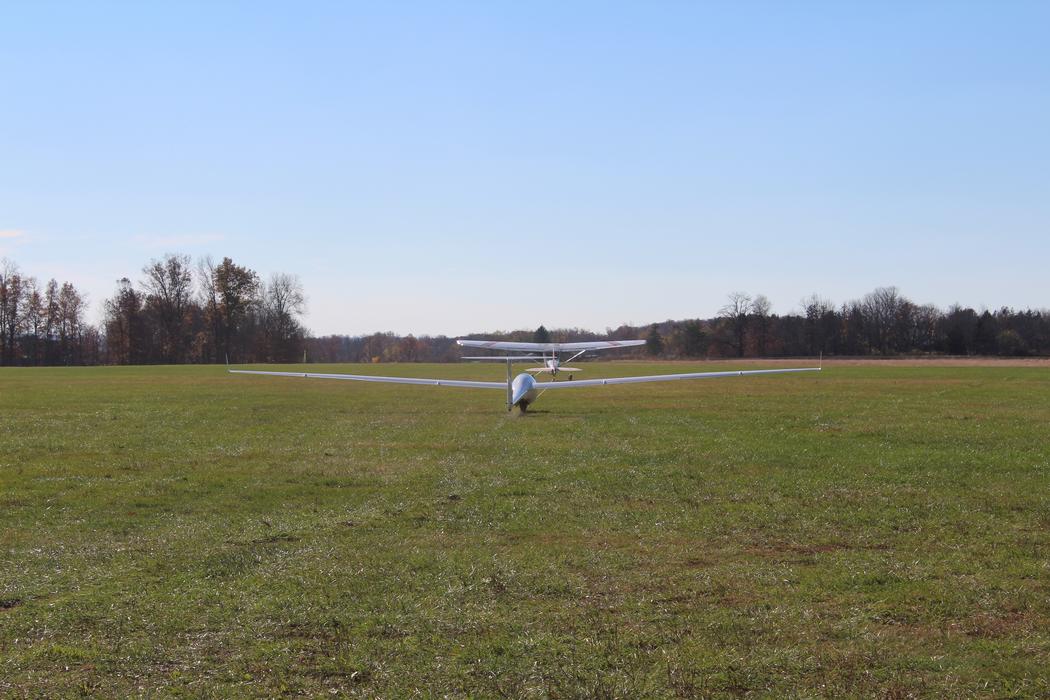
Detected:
[228,369,504,389]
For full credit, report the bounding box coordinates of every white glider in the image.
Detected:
[229,337,821,412]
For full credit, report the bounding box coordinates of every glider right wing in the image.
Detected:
[533,366,821,388]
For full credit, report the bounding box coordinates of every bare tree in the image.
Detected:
[751,294,772,356]
[57,282,86,364]
[719,292,752,357]
[196,256,220,362]
[21,277,43,364]
[911,303,940,353]
[862,286,904,354]
[801,294,836,355]
[0,259,23,364]
[42,279,60,364]
[261,272,306,362]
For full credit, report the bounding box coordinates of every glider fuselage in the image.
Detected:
[511,372,541,410]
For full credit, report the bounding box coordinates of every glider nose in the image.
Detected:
[511,373,536,406]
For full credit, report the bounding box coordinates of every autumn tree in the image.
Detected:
[362,332,395,362]
[141,254,194,363]
[209,257,260,362]
[397,334,420,362]
[104,278,148,364]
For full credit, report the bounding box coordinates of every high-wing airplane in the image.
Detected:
[229,338,821,412]
[457,338,645,377]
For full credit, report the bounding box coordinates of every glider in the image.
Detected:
[229,338,821,412]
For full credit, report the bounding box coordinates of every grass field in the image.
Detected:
[2,361,1048,698]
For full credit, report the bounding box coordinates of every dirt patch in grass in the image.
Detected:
[957,611,1033,639]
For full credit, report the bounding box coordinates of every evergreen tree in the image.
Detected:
[681,321,707,357]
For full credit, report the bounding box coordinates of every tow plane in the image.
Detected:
[229,338,821,412]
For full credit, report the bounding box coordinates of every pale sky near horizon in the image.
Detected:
[2,1,1048,336]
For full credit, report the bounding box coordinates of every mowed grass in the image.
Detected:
[1,362,1048,698]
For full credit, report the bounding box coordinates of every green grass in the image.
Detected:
[1,362,1048,698]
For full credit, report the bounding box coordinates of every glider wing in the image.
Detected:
[228,369,505,389]
[532,367,821,388]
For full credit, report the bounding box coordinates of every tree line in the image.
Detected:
[307,287,1049,363]
[644,288,1049,359]
[0,255,306,366]
[1,264,1046,367]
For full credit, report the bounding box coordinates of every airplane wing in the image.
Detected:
[228,369,505,389]
[531,366,821,388]
[527,367,581,373]
[457,339,645,352]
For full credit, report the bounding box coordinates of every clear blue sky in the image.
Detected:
[2,1,1047,336]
